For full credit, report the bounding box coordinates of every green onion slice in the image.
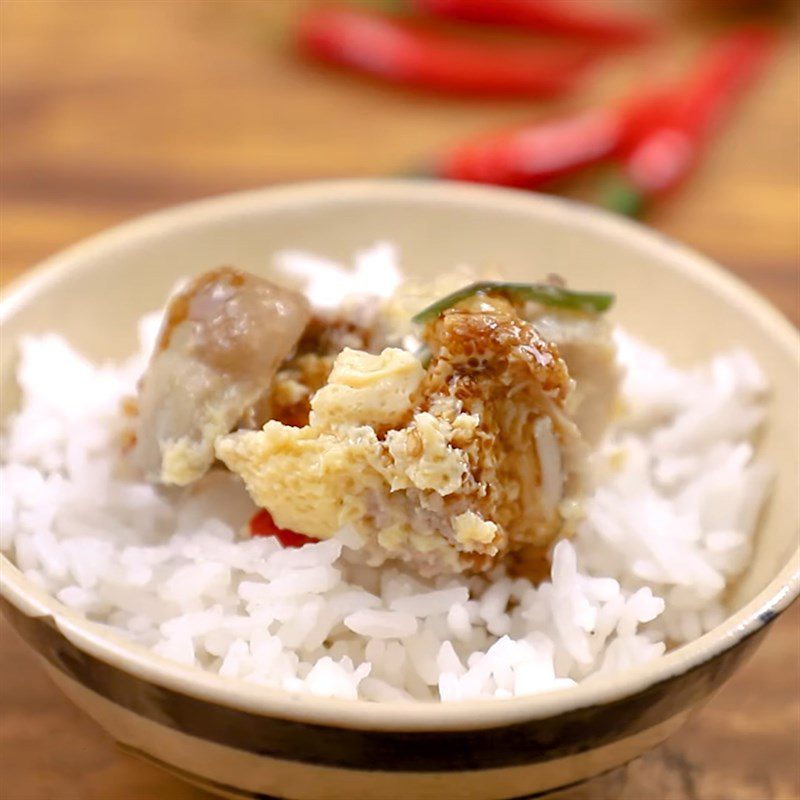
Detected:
[412,281,615,324]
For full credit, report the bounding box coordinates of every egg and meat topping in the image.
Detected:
[264,313,377,429]
[216,293,584,576]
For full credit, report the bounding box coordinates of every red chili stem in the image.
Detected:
[600,172,647,217]
[412,0,658,46]
[296,6,596,97]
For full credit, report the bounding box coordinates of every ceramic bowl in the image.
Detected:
[1,180,798,800]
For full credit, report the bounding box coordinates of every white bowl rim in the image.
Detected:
[1,178,798,732]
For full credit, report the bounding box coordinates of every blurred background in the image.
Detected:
[1,0,798,322]
[0,1,798,798]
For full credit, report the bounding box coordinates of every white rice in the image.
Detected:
[0,246,771,703]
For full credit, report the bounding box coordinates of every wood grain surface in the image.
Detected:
[1,2,798,799]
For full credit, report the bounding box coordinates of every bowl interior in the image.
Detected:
[2,180,797,633]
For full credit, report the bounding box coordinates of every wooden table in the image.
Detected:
[1,2,798,798]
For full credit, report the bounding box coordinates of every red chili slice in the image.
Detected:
[249,509,318,548]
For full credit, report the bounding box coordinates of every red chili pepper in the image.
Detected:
[438,26,775,204]
[436,90,671,188]
[249,509,318,548]
[296,6,595,97]
[604,27,776,215]
[412,0,658,46]
[438,108,623,188]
